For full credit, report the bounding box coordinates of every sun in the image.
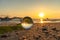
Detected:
[39,12,44,23]
[39,12,44,18]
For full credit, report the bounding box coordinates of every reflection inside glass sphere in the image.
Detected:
[21,23,33,29]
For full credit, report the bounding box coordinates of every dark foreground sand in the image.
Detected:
[0,23,60,40]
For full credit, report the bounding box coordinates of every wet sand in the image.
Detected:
[0,23,60,40]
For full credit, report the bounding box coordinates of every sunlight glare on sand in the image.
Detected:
[40,19,43,23]
[41,19,43,23]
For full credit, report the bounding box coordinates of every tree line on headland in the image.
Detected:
[0,16,22,21]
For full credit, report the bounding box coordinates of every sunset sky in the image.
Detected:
[0,0,60,19]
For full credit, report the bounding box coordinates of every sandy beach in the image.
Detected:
[0,23,60,40]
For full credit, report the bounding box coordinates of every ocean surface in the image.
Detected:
[34,21,60,23]
[0,20,60,23]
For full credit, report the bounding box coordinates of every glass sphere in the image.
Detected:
[21,16,33,29]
